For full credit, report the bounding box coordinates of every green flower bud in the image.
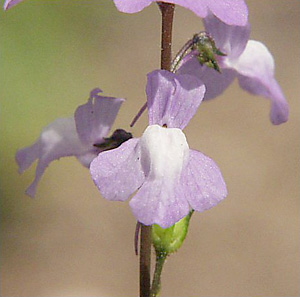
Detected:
[152,210,193,255]
[192,32,226,72]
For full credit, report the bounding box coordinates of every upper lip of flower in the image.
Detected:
[112,0,248,26]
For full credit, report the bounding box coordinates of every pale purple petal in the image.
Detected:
[76,151,99,168]
[75,89,124,145]
[129,178,190,228]
[90,138,145,201]
[16,141,40,174]
[230,40,289,124]
[180,149,227,211]
[90,88,102,98]
[204,13,251,59]
[16,118,88,197]
[204,0,248,27]
[268,81,289,125]
[113,0,248,26]
[4,0,24,10]
[178,56,236,100]
[146,70,205,129]
[113,0,152,13]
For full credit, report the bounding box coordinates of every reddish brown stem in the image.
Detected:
[159,3,175,71]
[140,224,152,297]
[139,4,174,297]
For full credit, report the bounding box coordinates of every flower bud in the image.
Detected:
[192,32,226,72]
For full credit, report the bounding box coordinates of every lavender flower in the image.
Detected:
[178,14,289,125]
[113,0,248,26]
[90,70,227,228]
[16,88,124,197]
[4,0,248,26]
[3,0,22,10]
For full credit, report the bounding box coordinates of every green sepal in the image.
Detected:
[152,210,194,255]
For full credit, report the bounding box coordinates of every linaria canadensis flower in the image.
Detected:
[3,0,22,10]
[16,89,125,197]
[90,70,227,228]
[4,0,248,26]
[113,0,248,26]
[178,14,289,125]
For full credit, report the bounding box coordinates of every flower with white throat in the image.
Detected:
[90,70,227,228]
[178,14,289,125]
[16,88,124,197]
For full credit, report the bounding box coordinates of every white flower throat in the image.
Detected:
[139,124,189,180]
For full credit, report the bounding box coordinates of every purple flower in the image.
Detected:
[3,0,22,10]
[113,0,248,26]
[4,0,248,26]
[90,70,227,228]
[16,88,124,198]
[178,14,289,125]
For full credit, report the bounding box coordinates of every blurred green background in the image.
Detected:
[1,1,299,296]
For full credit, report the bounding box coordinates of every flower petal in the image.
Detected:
[75,88,125,145]
[129,178,190,228]
[146,70,205,129]
[16,118,88,197]
[178,56,236,100]
[113,0,152,13]
[3,0,24,10]
[230,40,289,124]
[180,149,227,212]
[113,0,248,26]
[204,13,251,59]
[204,0,248,27]
[90,138,145,201]
[76,151,99,168]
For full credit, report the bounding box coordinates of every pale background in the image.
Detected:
[1,0,299,296]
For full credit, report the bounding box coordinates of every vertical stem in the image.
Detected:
[150,253,167,297]
[139,4,174,297]
[140,224,152,297]
[159,3,175,71]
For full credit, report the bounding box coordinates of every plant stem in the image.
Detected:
[150,253,167,297]
[139,5,174,296]
[170,39,194,73]
[159,3,175,71]
[140,224,152,297]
